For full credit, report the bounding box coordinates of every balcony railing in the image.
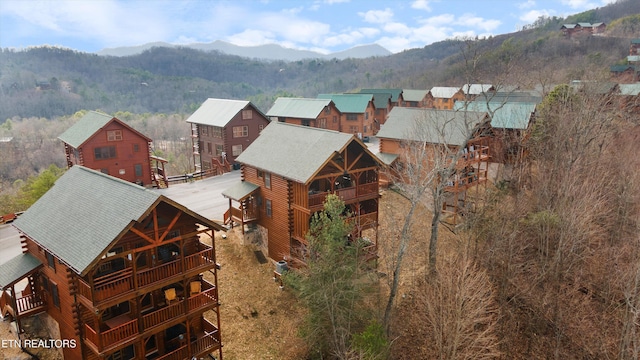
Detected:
[156,345,189,360]
[77,246,215,305]
[192,319,222,355]
[84,318,138,350]
[15,293,45,314]
[142,301,183,331]
[308,182,378,210]
[188,282,218,312]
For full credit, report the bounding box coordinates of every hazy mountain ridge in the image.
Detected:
[97,40,392,61]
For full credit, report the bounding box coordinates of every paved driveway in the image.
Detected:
[153,170,242,222]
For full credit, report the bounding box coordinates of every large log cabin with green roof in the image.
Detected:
[222,122,384,268]
[0,166,224,360]
[317,93,377,138]
[58,111,168,188]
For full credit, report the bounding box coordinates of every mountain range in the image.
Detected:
[97,40,392,61]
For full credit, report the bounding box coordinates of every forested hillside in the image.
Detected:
[1,0,639,121]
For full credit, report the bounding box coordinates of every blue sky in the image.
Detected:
[0,0,614,54]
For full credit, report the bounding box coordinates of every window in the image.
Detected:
[242,109,253,119]
[233,126,248,138]
[201,126,209,136]
[51,282,60,308]
[207,142,213,154]
[266,199,272,218]
[134,164,143,177]
[264,172,271,189]
[133,143,140,152]
[107,130,123,141]
[259,124,264,132]
[319,118,327,128]
[94,146,116,160]
[215,144,224,156]
[349,126,359,133]
[232,144,243,156]
[257,170,263,178]
[212,127,223,138]
[301,119,310,127]
[333,116,338,123]
[365,112,369,119]
[46,251,55,270]
[346,114,358,121]
[324,107,330,114]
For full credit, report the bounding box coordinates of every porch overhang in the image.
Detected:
[375,152,399,166]
[0,253,43,290]
[222,181,260,201]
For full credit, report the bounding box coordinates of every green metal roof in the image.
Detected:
[455,101,536,130]
[618,83,640,96]
[377,108,487,147]
[317,93,372,113]
[236,122,374,184]
[266,98,332,119]
[430,87,461,98]
[58,111,114,148]
[402,89,429,102]
[186,98,267,127]
[0,253,42,290]
[13,166,224,276]
[221,180,260,201]
[375,152,399,166]
[359,88,403,102]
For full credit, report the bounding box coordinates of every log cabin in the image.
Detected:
[186,98,270,174]
[401,89,433,108]
[376,107,491,224]
[317,93,377,138]
[221,122,384,268]
[0,166,225,360]
[429,87,465,110]
[359,88,404,107]
[266,97,342,132]
[454,101,537,163]
[58,111,168,188]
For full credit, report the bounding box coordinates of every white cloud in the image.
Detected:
[560,0,598,9]
[455,13,501,32]
[422,14,456,27]
[518,0,536,9]
[411,0,432,11]
[519,9,552,23]
[359,8,394,24]
[227,29,276,47]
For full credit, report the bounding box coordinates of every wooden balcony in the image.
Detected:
[1,292,46,319]
[153,318,221,360]
[142,301,183,331]
[224,206,259,225]
[349,211,378,231]
[84,317,138,351]
[309,182,379,211]
[77,245,215,306]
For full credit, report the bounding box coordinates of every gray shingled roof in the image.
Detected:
[430,87,461,99]
[222,181,260,201]
[359,89,403,102]
[619,83,640,96]
[377,107,487,146]
[266,98,332,119]
[186,98,266,127]
[0,253,42,290]
[402,89,429,102]
[13,166,224,276]
[58,111,114,148]
[235,122,357,184]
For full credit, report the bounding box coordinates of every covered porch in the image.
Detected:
[0,253,45,334]
[222,180,261,234]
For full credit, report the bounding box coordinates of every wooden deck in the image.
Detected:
[83,280,218,353]
[77,245,216,306]
[308,182,379,211]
